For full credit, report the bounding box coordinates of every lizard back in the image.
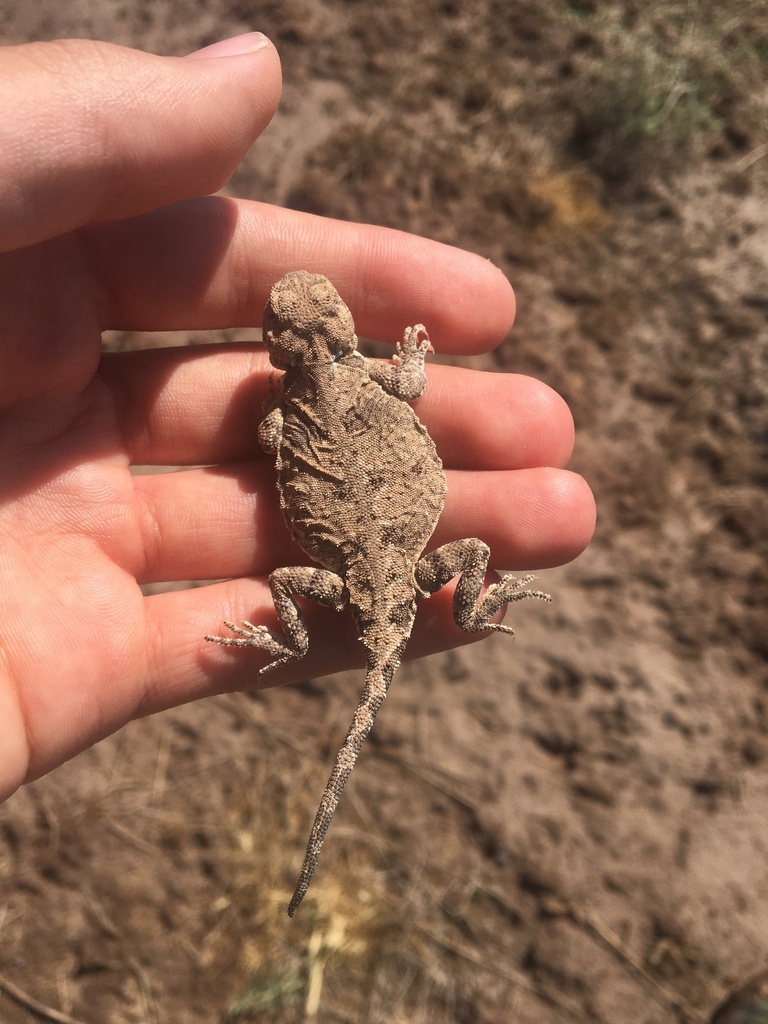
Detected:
[275,360,447,582]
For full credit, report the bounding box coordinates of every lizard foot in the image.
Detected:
[470,574,552,636]
[205,620,305,674]
[415,539,552,636]
[396,324,433,365]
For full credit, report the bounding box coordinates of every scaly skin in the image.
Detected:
[206,271,551,916]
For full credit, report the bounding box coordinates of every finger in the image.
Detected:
[16,568,501,787]
[442,468,595,568]
[132,464,594,582]
[84,197,516,352]
[137,571,524,719]
[417,364,574,471]
[0,36,281,252]
[18,543,555,786]
[104,350,571,469]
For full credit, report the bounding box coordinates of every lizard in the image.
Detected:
[205,270,551,917]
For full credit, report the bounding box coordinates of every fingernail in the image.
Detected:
[186,32,270,59]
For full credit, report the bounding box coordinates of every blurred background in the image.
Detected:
[1,2,767,1022]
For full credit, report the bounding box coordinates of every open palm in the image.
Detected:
[0,36,594,800]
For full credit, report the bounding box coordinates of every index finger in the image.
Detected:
[84,197,517,352]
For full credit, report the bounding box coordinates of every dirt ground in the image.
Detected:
[1,2,767,1022]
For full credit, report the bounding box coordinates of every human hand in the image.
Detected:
[0,34,595,800]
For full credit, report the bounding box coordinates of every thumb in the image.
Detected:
[0,34,282,253]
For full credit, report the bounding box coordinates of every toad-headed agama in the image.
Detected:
[206,271,551,916]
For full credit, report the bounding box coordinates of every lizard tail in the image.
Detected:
[287,653,399,917]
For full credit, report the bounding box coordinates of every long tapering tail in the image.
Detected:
[287,654,399,917]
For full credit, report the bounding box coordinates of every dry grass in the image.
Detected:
[201,701,461,1022]
[566,1,767,185]
[182,690,571,1024]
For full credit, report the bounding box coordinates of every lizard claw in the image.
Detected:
[395,325,432,368]
[205,620,304,670]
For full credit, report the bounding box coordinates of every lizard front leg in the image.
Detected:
[205,567,348,674]
[258,401,284,454]
[415,539,551,636]
[364,324,433,401]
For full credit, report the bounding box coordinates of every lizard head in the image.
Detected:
[262,270,358,368]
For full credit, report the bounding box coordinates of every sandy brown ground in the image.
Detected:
[1,2,767,1022]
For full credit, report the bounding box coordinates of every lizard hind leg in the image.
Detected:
[415,539,552,637]
[205,566,348,675]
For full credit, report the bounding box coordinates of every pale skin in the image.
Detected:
[0,34,596,803]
